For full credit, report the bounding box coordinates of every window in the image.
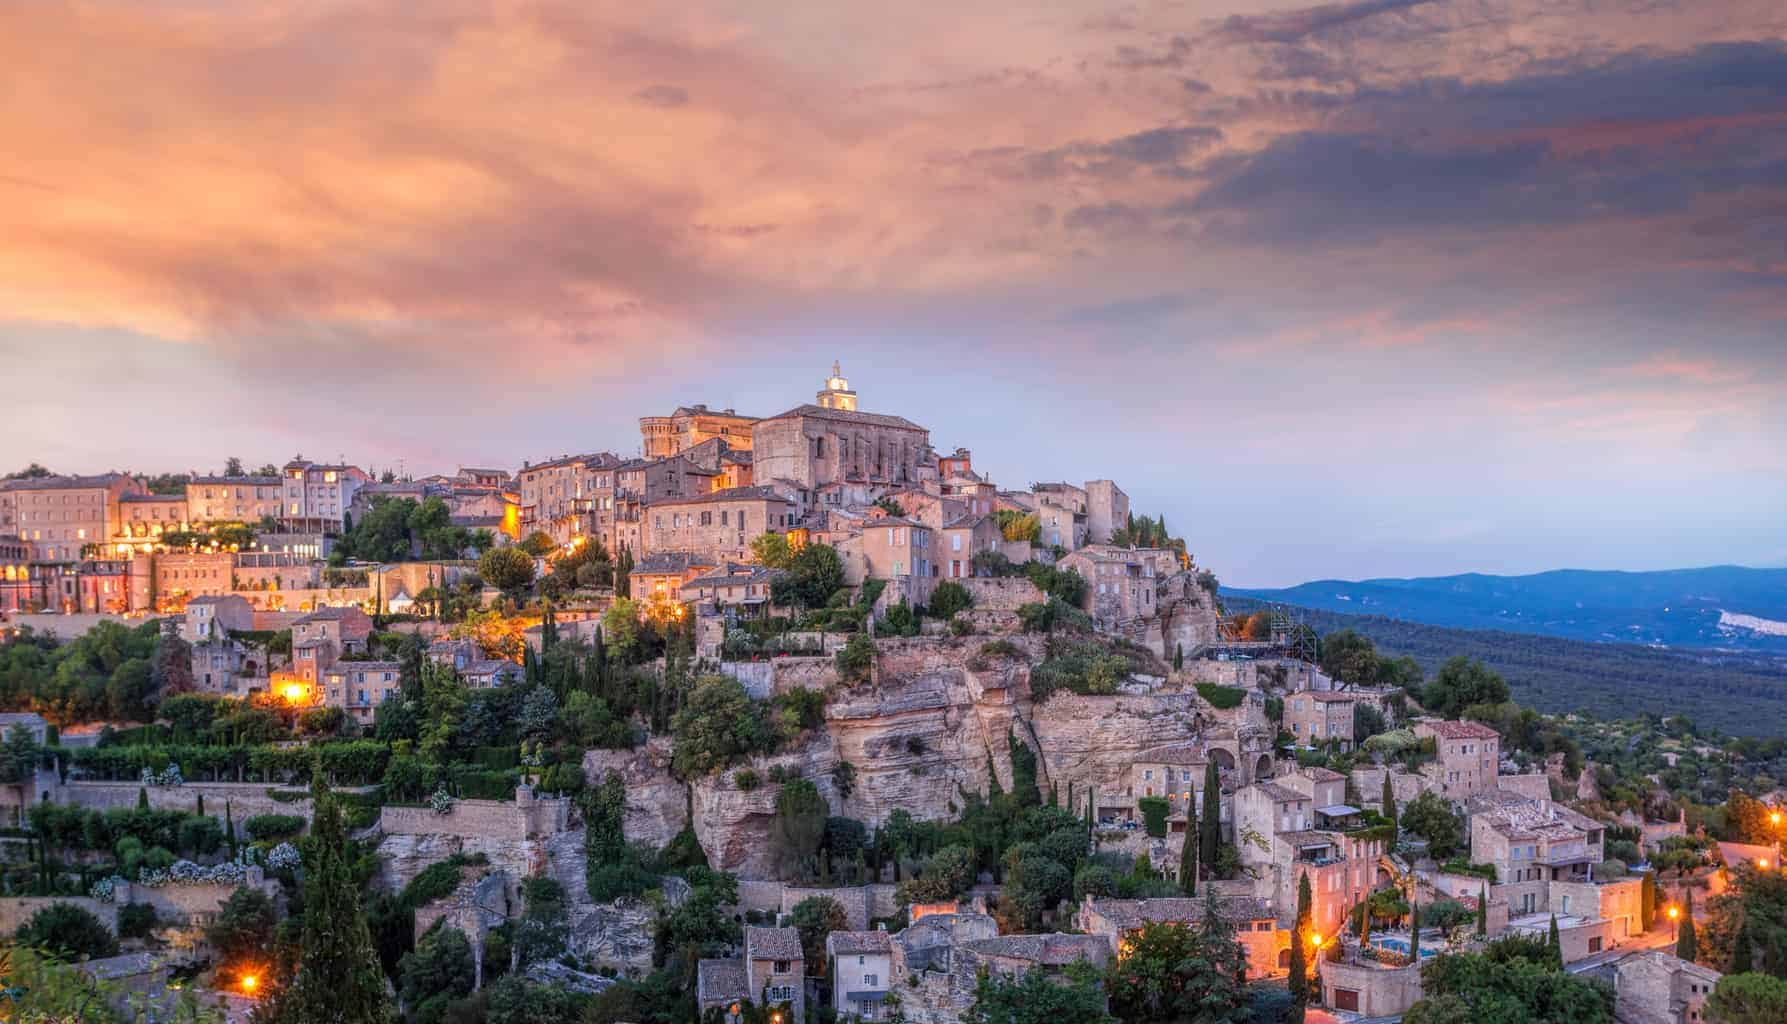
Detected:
[773,961,791,974]
[864,973,878,987]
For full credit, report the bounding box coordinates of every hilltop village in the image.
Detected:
[0,365,1778,1024]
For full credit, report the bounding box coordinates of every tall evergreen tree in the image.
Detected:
[1200,761,1221,874]
[1049,781,1058,807]
[1477,884,1488,936]
[1382,774,1398,835]
[1640,870,1657,932]
[137,786,149,810]
[1173,643,1184,671]
[1085,789,1095,830]
[1547,913,1563,969]
[225,800,237,859]
[615,549,633,597]
[196,793,205,818]
[1732,925,1754,974]
[540,603,559,651]
[1409,896,1420,961]
[1288,873,1312,1023]
[1180,826,1198,896]
[266,766,395,1024]
[1678,888,1698,963]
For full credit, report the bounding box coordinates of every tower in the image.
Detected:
[817,360,858,411]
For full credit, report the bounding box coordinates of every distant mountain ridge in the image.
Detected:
[1228,565,1787,653]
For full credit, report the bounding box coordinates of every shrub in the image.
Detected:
[1138,796,1170,838]
[1421,898,1473,930]
[207,887,277,963]
[17,903,119,960]
[836,635,877,682]
[1195,684,1246,710]
[117,901,157,939]
[243,813,306,842]
[949,615,974,637]
[734,768,761,791]
[928,581,973,621]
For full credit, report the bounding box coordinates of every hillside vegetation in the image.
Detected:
[1224,597,1787,737]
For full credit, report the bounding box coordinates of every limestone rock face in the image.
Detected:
[374,832,543,896]
[1029,691,1209,798]
[584,737,688,850]
[543,826,661,975]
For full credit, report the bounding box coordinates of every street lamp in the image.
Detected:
[1667,904,1680,940]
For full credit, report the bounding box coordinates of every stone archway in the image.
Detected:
[1210,748,1236,771]
[1255,754,1273,779]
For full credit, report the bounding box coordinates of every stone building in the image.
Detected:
[153,551,234,606]
[1285,691,1357,750]
[1033,484,1087,551]
[749,366,932,507]
[1414,719,1501,801]
[1605,950,1720,1024]
[289,606,375,683]
[516,452,622,549]
[826,930,895,1021]
[1129,742,1211,831]
[1,473,146,563]
[185,594,254,641]
[185,475,284,525]
[697,926,806,1021]
[111,492,189,554]
[1058,545,1176,630]
[938,514,1004,579]
[1084,480,1129,545]
[323,660,404,724]
[644,487,799,564]
[1075,895,1281,979]
[628,552,716,606]
[1467,791,1606,915]
[0,535,38,613]
[680,563,783,617]
[1235,767,1384,939]
[279,459,369,533]
[639,404,761,459]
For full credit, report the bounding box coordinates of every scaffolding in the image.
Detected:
[1208,602,1318,663]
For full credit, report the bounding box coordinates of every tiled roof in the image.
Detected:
[1308,692,1357,703]
[1471,797,1603,841]
[685,562,782,586]
[745,926,804,962]
[963,933,1107,966]
[1085,896,1273,930]
[696,959,749,1004]
[1300,766,1347,782]
[293,607,368,623]
[863,517,926,530]
[1253,782,1307,803]
[120,492,185,503]
[760,404,927,432]
[1419,719,1500,740]
[631,552,715,575]
[0,473,134,492]
[190,475,283,485]
[826,931,893,956]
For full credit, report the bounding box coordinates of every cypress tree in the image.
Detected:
[1086,789,1097,830]
[541,602,559,651]
[1180,825,1198,895]
[1049,781,1058,807]
[1640,870,1657,932]
[1382,774,1397,835]
[1409,897,1420,961]
[225,800,237,858]
[1288,873,1312,1022]
[1200,761,1221,874]
[1067,780,1074,811]
[1547,914,1562,969]
[196,793,205,818]
[1732,925,1753,974]
[1477,884,1488,936]
[1359,897,1372,945]
[1173,643,1184,671]
[137,786,149,810]
[268,764,395,1024]
[1678,889,1698,963]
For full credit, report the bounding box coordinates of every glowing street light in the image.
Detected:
[240,973,260,995]
[1667,904,1681,940]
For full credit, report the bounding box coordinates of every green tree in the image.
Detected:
[669,677,781,778]
[1640,870,1658,933]
[788,896,848,976]
[778,543,844,609]
[1400,791,1465,859]
[1319,630,1381,687]
[929,581,974,621]
[1105,915,1249,1024]
[207,886,278,965]
[1422,657,1511,718]
[1288,873,1312,1022]
[1382,773,1398,835]
[967,958,1113,1024]
[417,660,467,764]
[266,767,395,1024]
[1548,914,1563,969]
[1200,761,1221,875]
[1180,827,1198,896]
[1680,888,1699,962]
[478,547,535,594]
[1477,884,1489,936]
[518,532,556,557]
[16,902,118,960]
[1706,973,1787,1024]
[773,778,829,878]
[750,532,794,569]
[513,878,570,969]
[897,845,975,904]
[398,925,475,1023]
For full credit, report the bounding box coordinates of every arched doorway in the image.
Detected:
[1255,754,1273,779]
[1210,748,1236,771]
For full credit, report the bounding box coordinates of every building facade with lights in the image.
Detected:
[639,404,761,460]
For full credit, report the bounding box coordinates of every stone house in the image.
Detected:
[1129,742,1210,831]
[516,451,622,549]
[1467,791,1606,916]
[826,930,894,1021]
[289,605,374,683]
[1414,719,1501,802]
[279,459,369,534]
[644,487,799,564]
[628,552,716,607]
[185,593,254,641]
[856,518,937,607]
[112,492,189,553]
[1604,949,1720,1024]
[178,475,279,530]
[745,926,806,1018]
[152,550,234,607]
[937,513,1003,579]
[1056,545,1176,630]
[680,563,784,619]
[323,661,404,724]
[1075,895,1281,979]
[1,472,145,563]
[1285,691,1356,750]
[1083,480,1129,545]
[1236,768,1384,940]
[0,713,57,825]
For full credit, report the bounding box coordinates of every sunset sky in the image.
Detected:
[3,0,1784,585]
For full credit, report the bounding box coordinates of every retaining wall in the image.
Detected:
[61,781,310,827]
[379,791,567,842]
[957,578,1044,612]
[0,896,119,936]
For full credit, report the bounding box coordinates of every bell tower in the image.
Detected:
[816,360,858,411]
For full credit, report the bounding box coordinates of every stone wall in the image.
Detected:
[1319,959,1424,1017]
[584,739,687,851]
[718,661,773,698]
[957,578,1043,612]
[731,881,898,931]
[770,656,840,694]
[0,896,119,937]
[379,790,567,842]
[62,781,310,829]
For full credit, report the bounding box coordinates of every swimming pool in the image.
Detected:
[1371,936,1439,959]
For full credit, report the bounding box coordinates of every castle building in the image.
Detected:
[750,363,932,507]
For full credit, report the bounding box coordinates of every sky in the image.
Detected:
[2,0,1785,586]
